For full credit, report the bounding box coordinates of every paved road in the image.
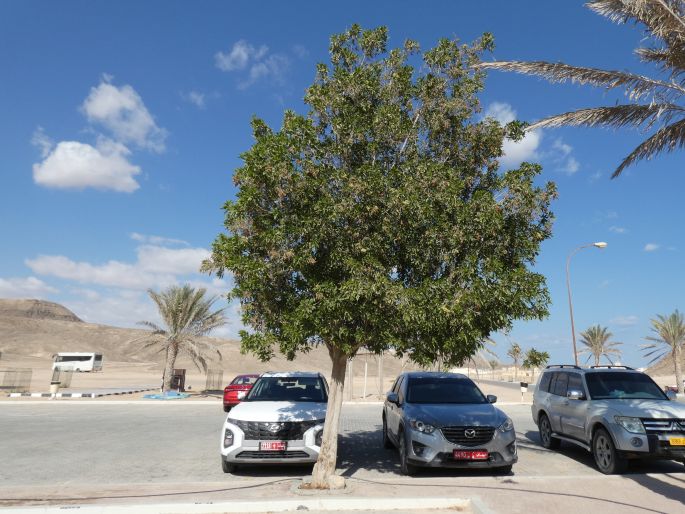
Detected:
[1,402,683,512]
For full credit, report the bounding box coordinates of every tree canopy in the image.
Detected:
[205,24,556,486]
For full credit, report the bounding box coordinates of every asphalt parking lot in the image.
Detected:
[1,402,683,512]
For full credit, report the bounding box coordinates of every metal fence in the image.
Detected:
[205,369,224,391]
[51,368,74,388]
[0,368,33,393]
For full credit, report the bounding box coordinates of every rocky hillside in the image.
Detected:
[0,299,82,323]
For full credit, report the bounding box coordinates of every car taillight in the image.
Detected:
[224,428,234,448]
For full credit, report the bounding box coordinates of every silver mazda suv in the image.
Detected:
[382,371,517,475]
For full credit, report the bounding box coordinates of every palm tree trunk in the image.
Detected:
[310,345,347,488]
[674,346,684,395]
[162,342,179,392]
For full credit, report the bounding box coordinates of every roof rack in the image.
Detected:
[589,365,635,370]
[545,364,582,369]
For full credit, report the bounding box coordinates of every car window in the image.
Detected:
[231,375,257,385]
[585,372,668,400]
[397,376,406,403]
[567,373,585,395]
[246,376,328,402]
[547,373,558,394]
[538,372,552,392]
[406,377,487,404]
[552,372,569,397]
[391,376,402,394]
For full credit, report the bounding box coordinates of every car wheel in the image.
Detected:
[538,414,561,450]
[221,458,236,474]
[398,430,417,476]
[382,415,393,449]
[592,428,626,474]
[223,405,231,413]
[495,465,512,475]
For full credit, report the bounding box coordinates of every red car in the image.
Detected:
[223,374,260,412]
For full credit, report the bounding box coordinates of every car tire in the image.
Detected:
[398,429,417,476]
[382,415,393,449]
[221,458,236,474]
[495,465,512,475]
[538,413,561,450]
[592,427,626,475]
[223,405,231,413]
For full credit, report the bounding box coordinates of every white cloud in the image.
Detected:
[293,44,309,59]
[32,139,141,192]
[31,127,54,158]
[484,102,516,124]
[130,233,188,246]
[0,276,58,298]
[644,243,660,252]
[484,102,541,168]
[81,78,167,152]
[216,40,289,89]
[185,91,206,109]
[550,139,580,175]
[610,315,638,327]
[26,244,210,291]
[215,40,268,71]
[609,226,628,234]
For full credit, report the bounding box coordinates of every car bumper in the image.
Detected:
[609,424,685,459]
[405,427,518,469]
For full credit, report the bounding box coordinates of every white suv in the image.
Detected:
[220,371,328,473]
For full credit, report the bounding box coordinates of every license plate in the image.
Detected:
[669,437,685,446]
[260,441,287,451]
[453,450,489,460]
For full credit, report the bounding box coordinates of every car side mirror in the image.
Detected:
[386,392,400,405]
[567,389,585,401]
[665,390,677,401]
[487,394,497,404]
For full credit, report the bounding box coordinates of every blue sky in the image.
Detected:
[1,1,683,369]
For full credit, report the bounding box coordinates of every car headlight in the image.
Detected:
[615,416,645,434]
[315,427,324,447]
[409,419,435,434]
[223,428,234,447]
[498,417,514,432]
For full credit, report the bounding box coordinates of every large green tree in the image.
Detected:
[139,285,226,392]
[479,0,685,178]
[579,324,623,366]
[642,310,685,393]
[205,25,556,488]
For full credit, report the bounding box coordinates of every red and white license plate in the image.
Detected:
[453,450,489,460]
[260,441,287,451]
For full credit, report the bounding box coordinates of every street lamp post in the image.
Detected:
[566,242,607,366]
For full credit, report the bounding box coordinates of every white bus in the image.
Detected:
[52,352,103,372]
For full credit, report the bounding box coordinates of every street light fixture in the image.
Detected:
[566,242,608,366]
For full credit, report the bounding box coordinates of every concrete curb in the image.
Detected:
[7,387,156,398]
[3,496,472,513]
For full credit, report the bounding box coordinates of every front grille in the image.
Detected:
[641,418,685,434]
[229,419,321,440]
[235,450,310,459]
[441,426,495,447]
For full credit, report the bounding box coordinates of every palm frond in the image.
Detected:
[588,0,685,43]
[612,117,685,176]
[137,320,166,335]
[636,47,685,77]
[477,60,685,100]
[529,103,684,131]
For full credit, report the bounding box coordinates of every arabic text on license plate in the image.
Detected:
[668,437,685,446]
[453,450,489,460]
[260,441,287,451]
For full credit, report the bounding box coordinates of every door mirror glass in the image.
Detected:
[386,391,400,405]
[567,389,585,401]
[486,394,497,404]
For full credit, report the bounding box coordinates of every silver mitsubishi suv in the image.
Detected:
[533,365,685,474]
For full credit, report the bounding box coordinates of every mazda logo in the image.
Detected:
[464,429,477,439]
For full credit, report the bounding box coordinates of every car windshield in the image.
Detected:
[585,372,668,400]
[406,377,487,404]
[231,375,258,385]
[245,376,327,402]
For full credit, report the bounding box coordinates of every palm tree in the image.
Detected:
[579,325,622,366]
[478,0,685,178]
[488,359,499,380]
[641,310,685,394]
[507,341,522,380]
[523,348,550,382]
[139,285,227,392]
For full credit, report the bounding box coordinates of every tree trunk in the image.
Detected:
[674,346,684,395]
[514,364,517,381]
[162,342,178,392]
[310,345,347,488]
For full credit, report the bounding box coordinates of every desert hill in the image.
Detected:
[0,299,82,323]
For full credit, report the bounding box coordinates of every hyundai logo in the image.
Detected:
[464,429,477,439]
[268,423,281,432]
